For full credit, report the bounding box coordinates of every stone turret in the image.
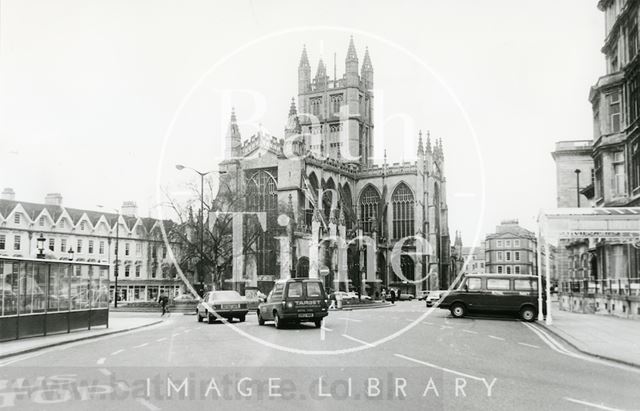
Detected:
[298,45,311,94]
[225,108,242,159]
[361,47,373,89]
[345,36,359,87]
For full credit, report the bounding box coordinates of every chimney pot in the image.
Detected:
[0,188,15,201]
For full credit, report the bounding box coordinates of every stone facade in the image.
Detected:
[0,190,182,303]
[216,39,452,296]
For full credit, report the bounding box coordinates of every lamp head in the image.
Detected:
[175,164,185,171]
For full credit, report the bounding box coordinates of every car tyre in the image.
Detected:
[208,312,216,324]
[314,319,322,328]
[274,312,284,329]
[197,312,203,322]
[450,303,466,318]
[258,311,265,326]
[520,306,536,322]
[238,315,246,323]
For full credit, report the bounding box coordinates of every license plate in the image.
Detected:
[223,304,239,309]
[298,313,313,318]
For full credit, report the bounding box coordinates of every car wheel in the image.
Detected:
[258,311,265,326]
[197,312,203,322]
[520,306,536,322]
[238,315,246,323]
[208,312,216,324]
[314,319,322,328]
[274,312,284,329]
[450,303,466,318]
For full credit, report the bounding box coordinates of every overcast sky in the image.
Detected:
[0,0,603,246]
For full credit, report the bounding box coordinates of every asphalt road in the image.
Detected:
[0,301,638,411]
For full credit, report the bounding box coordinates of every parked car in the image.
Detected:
[417,290,429,301]
[173,294,198,302]
[257,278,329,328]
[196,290,248,323]
[425,290,446,307]
[438,274,542,321]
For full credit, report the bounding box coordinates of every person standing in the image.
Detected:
[158,291,169,316]
[389,289,396,305]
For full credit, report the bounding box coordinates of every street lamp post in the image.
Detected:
[97,205,121,308]
[574,169,581,208]
[176,164,227,290]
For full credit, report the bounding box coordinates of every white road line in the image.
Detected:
[96,357,106,365]
[322,327,333,332]
[462,330,478,334]
[338,317,362,322]
[137,398,161,411]
[394,353,485,382]
[518,342,540,349]
[110,349,125,356]
[564,397,623,411]
[488,335,505,341]
[133,343,149,348]
[156,338,167,342]
[98,368,112,376]
[342,334,374,347]
[422,321,434,325]
[440,325,453,330]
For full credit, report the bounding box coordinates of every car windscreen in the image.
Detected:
[210,291,242,301]
[306,282,323,298]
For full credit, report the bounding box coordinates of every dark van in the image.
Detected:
[257,278,329,328]
[438,274,542,322]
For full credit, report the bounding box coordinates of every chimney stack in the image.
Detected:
[121,201,138,217]
[44,193,63,206]
[0,188,15,201]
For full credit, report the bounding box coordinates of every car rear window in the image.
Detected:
[211,291,242,301]
[306,282,322,297]
[487,279,511,290]
[514,279,538,291]
[287,282,303,298]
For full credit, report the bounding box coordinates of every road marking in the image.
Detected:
[137,398,161,411]
[522,322,640,374]
[183,329,191,333]
[422,321,434,325]
[156,338,167,342]
[488,335,505,341]
[518,342,540,349]
[342,334,374,347]
[338,317,362,322]
[98,368,112,376]
[322,326,333,332]
[134,343,149,348]
[440,325,453,330]
[462,330,478,334]
[96,357,106,365]
[110,349,125,356]
[564,397,623,411]
[394,353,484,382]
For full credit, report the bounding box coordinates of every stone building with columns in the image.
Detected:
[217,38,452,297]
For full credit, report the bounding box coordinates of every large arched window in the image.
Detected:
[392,183,415,239]
[246,170,278,277]
[342,183,354,229]
[246,170,278,213]
[360,185,380,235]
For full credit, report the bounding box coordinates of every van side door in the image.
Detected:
[485,278,513,311]
[261,283,284,320]
[460,277,486,311]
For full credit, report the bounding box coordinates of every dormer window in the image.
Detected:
[39,217,45,226]
[80,222,86,231]
[13,213,20,224]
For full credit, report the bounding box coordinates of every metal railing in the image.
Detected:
[560,278,640,296]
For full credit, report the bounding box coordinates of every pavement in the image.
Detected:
[0,312,166,360]
[542,302,640,368]
[0,301,638,410]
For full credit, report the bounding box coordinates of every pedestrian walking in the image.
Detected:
[158,292,169,316]
[381,288,387,302]
[389,289,396,304]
